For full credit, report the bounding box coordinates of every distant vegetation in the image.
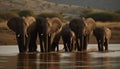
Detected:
[18,10,35,17]
[0,10,34,22]
[0,9,120,22]
[37,12,63,20]
[83,11,120,22]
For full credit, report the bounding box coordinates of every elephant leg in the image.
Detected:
[51,33,60,52]
[44,35,49,52]
[104,38,108,51]
[76,37,80,51]
[100,38,104,51]
[40,38,44,52]
[63,43,68,52]
[67,42,71,52]
[29,32,37,52]
[70,40,74,52]
[83,36,88,50]
[97,39,101,51]
[80,36,84,51]
[16,33,26,53]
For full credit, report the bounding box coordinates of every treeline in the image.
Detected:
[0,9,120,22]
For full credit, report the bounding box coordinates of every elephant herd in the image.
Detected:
[7,16,111,53]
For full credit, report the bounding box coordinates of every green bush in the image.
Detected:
[18,10,34,17]
[37,12,63,20]
[85,12,120,22]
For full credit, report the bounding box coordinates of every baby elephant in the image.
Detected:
[93,27,111,51]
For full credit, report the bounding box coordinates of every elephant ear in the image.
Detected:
[22,16,36,27]
[7,17,25,33]
[46,17,62,34]
[84,18,96,29]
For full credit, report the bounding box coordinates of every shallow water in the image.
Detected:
[0,44,120,69]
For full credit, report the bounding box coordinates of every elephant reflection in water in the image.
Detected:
[7,16,37,53]
[93,27,111,51]
[36,17,62,52]
[17,53,60,69]
[74,52,92,69]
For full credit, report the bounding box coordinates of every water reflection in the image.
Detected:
[17,52,115,69]
[0,44,120,69]
[17,53,60,69]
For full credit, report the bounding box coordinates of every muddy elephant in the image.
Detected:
[83,18,96,50]
[93,27,111,51]
[36,17,62,52]
[7,16,37,53]
[69,17,86,51]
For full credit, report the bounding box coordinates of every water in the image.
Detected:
[0,44,120,69]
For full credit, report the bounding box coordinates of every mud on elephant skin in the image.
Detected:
[36,17,62,52]
[7,16,37,53]
[93,27,111,51]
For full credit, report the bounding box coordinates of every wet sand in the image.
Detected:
[0,44,120,69]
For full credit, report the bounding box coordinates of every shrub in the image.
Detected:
[37,12,63,20]
[85,12,120,22]
[18,10,34,17]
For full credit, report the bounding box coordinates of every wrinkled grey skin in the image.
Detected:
[36,17,62,52]
[93,27,111,51]
[69,17,86,51]
[7,16,36,53]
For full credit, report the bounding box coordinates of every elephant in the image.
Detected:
[36,17,62,52]
[51,23,76,52]
[7,16,37,53]
[93,27,111,51]
[60,24,76,52]
[69,17,86,51]
[83,17,96,50]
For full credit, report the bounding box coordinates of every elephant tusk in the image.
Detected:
[17,34,20,37]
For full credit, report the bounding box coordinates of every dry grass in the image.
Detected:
[96,22,120,28]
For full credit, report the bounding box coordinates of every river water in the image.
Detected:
[0,44,120,69]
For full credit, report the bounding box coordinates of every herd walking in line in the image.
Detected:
[7,15,111,53]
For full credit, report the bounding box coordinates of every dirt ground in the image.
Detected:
[0,21,120,45]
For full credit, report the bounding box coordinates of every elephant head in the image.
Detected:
[36,17,62,52]
[7,16,36,53]
[83,17,96,50]
[93,27,111,51]
[84,18,96,35]
[69,17,86,51]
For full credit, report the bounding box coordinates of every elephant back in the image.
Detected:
[7,17,25,33]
